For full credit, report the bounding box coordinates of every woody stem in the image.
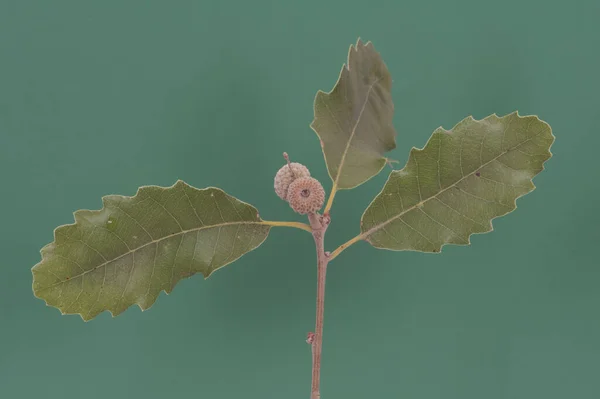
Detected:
[307,212,330,399]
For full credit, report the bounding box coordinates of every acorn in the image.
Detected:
[274,154,311,201]
[287,177,325,215]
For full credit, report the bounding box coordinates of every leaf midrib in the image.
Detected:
[39,221,267,289]
[332,77,380,188]
[361,129,545,240]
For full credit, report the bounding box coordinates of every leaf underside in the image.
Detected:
[361,112,554,252]
[32,180,270,321]
[311,38,397,190]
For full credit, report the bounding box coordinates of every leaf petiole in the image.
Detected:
[328,233,363,261]
[323,183,337,215]
[261,220,312,233]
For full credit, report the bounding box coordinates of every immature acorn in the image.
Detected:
[274,155,311,201]
[287,177,325,215]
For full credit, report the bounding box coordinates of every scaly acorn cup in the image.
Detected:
[287,177,326,215]
[274,161,311,201]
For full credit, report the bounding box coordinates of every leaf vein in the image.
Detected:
[362,129,544,240]
[38,221,266,291]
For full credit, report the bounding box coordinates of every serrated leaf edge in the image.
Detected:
[359,111,555,253]
[32,179,271,321]
[310,37,396,192]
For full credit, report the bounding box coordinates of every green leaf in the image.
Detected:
[32,180,271,321]
[361,112,554,252]
[311,39,397,193]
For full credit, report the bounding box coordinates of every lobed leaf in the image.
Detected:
[311,39,397,191]
[32,180,270,321]
[361,112,554,252]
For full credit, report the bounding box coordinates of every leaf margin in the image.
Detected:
[356,111,555,254]
[31,179,273,321]
[310,37,397,212]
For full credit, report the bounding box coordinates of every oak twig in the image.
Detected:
[307,212,331,399]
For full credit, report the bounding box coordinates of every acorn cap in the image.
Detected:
[274,162,310,201]
[287,177,325,215]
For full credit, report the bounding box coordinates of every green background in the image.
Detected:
[1,1,598,398]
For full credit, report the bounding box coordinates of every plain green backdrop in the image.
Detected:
[1,1,599,398]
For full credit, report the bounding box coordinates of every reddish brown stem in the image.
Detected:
[307,212,330,399]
